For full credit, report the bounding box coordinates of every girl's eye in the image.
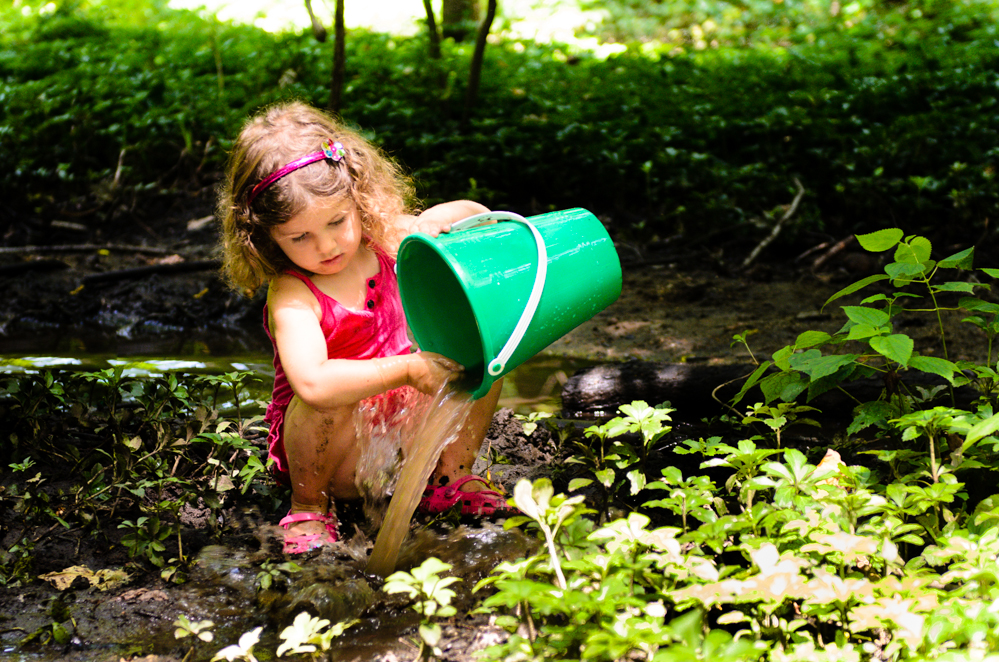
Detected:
[291,234,308,243]
[329,218,345,227]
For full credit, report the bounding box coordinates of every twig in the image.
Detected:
[741,178,806,269]
[811,234,856,271]
[81,259,220,284]
[0,244,178,256]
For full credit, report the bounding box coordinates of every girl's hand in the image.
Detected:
[407,352,463,394]
[402,200,491,239]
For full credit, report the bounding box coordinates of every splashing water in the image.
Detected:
[354,382,474,576]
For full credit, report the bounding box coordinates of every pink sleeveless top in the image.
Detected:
[263,246,412,481]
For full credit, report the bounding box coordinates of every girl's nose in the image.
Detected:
[318,230,337,254]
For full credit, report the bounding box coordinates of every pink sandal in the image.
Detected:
[418,475,518,517]
[279,512,338,554]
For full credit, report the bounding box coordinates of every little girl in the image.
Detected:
[218,102,511,553]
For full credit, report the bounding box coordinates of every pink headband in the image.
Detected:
[247,139,346,206]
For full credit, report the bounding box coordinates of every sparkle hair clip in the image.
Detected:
[247,139,347,206]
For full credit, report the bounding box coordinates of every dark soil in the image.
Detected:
[1,203,993,660]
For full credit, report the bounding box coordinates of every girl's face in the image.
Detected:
[270,197,363,276]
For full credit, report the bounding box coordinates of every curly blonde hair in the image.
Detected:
[218,102,416,293]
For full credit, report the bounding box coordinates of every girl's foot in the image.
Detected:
[279,512,338,554]
[418,475,517,517]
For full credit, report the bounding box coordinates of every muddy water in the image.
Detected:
[364,386,474,576]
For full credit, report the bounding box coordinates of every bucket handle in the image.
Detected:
[446,211,548,377]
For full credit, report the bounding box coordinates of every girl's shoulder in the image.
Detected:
[267,272,321,312]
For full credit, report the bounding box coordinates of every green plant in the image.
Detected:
[736,229,999,442]
[212,627,262,662]
[383,557,462,659]
[255,559,302,592]
[566,400,674,518]
[275,611,356,658]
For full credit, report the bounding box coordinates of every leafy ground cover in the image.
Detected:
[2,0,998,254]
[4,229,999,661]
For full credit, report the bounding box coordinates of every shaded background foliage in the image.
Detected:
[1,0,998,254]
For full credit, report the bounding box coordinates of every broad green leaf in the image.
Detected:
[759,371,805,403]
[885,261,929,282]
[823,274,890,309]
[788,352,857,381]
[846,323,885,341]
[964,412,999,447]
[732,360,772,406]
[870,334,913,366]
[932,281,977,294]
[842,306,890,327]
[772,345,794,371]
[794,330,831,349]
[981,268,999,279]
[907,355,958,384]
[960,297,999,314]
[938,246,974,269]
[856,228,903,252]
[895,236,932,264]
[847,401,894,435]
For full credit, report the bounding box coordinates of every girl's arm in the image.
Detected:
[268,276,459,408]
[388,200,490,251]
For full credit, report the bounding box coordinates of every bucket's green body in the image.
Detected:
[396,208,622,399]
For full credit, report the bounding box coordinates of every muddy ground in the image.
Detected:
[0,209,993,661]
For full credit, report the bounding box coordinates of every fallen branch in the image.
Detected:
[741,178,806,270]
[0,259,69,276]
[81,259,220,284]
[0,244,178,257]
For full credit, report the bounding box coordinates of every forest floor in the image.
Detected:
[0,206,991,661]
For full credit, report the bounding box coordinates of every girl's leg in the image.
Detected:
[430,378,503,491]
[281,395,361,537]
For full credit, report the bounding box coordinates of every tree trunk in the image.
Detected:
[422,0,441,60]
[442,0,479,42]
[329,0,346,115]
[461,0,496,127]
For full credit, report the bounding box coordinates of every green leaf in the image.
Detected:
[981,268,999,279]
[772,345,794,371]
[907,355,958,384]
[932,281,977,294]
[732,361,772,406]
[823,274,890,309]
[869,334,913,366]
[788,352,857,381]
[960,297,999,314]
[846,323,886,341]
[848,401,894,435]
[794,330,831,349]
[965,412,999,448]
[856,228,903,252]
[938,247,974,269]
[895,236,932,264]
[886,261,929,283]
[842,306,890,327]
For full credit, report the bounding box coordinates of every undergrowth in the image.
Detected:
[2,0,998,249]
[7,227,999,660]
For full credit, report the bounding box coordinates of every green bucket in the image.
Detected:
[396,208,622,399]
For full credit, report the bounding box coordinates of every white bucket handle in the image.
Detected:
[446,211,548,377]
